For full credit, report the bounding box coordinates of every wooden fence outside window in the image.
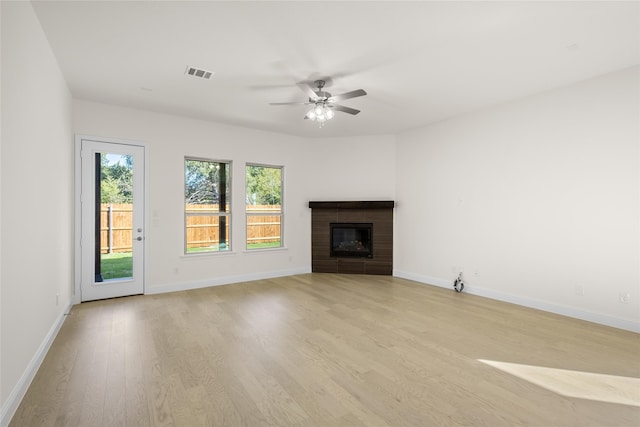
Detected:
[100,204,281,253]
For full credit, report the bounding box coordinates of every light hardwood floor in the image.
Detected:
[10,274,640,426]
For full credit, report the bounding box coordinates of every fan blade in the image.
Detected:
[332,104,361,115]
[328,89,367,102]
[269,101,311,106]
[297,82,318,100]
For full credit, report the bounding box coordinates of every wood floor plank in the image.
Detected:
[124,314,151,427]
[103,306,126,427]
[76,304,112,427]
[9,273,640,426]
[53,325,97,427]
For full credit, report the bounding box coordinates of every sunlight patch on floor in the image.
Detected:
[478,359,640,407]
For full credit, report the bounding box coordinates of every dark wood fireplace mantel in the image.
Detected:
[308,201,395,210]
[309,201,394,275]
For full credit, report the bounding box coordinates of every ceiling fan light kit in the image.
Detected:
[270,79,367,128]
[306,102,335,127]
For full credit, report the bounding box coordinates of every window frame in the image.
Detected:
[184,157,232,254]
[245,163,284,251]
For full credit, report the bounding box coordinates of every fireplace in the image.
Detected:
[309,201,394,275]
[331,223,373,258]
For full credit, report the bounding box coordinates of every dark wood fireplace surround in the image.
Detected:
[309,201,394,275]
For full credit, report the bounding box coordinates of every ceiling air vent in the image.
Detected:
[185,66,214,80]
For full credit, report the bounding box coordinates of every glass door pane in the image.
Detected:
[96,152,134,282]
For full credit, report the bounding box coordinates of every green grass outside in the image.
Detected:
[101,252,133,280]
[186,244,230,253]
[248,241,281,249]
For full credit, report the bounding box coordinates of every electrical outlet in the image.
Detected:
[451,266,457,274]
[575,285,584,296]
[56,294,60,306]
[619,293,630,304]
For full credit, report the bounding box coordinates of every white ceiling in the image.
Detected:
[31,1,639,138]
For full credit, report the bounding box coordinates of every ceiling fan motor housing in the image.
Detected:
[313,91,331,101]
[313,80,330,100]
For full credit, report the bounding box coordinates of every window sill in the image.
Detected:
[181,250,237,259]
[243,246,288,254]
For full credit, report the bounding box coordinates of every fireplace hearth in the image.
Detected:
[309,201,394,275]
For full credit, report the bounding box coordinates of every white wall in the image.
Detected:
[395,66,640,331]
[303,135,397,202]
[73,101,396,294]
[1,1,73,422]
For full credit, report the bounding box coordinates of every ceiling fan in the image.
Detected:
[269,79,367,126]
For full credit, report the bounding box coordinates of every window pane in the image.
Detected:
[246,165,282,249]
[186,159,230,206]
[247,214,281,249]
[245,165,281,206]
[185,215,230,252]
[185,159,231,253]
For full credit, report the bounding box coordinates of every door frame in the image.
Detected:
[74,134,150,304]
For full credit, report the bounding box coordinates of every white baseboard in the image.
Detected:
[1,303,73,427]
[145,267,312,295]
[393,270,640,333]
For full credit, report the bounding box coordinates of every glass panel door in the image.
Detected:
[80,139,144,301]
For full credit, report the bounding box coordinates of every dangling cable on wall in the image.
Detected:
[453,272,465,293]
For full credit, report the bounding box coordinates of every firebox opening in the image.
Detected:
[330,223,373,258]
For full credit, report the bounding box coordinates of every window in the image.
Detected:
[246,164,283,249]
[185,158,231,253]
